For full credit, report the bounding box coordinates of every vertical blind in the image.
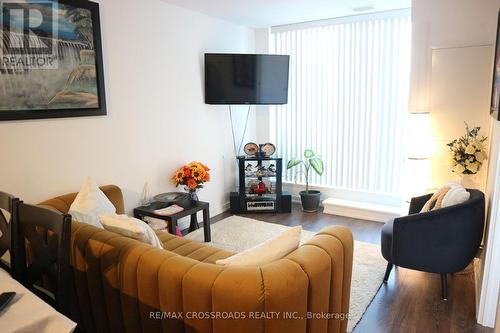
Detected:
[270,10,411,195]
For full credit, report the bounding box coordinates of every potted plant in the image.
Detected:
[446,123,488,188]
[447,123,488,175]
[287,149,324,212]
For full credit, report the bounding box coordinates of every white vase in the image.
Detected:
[457,173,480,189]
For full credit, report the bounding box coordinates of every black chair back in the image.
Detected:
[0,191,18,273]
[393,189,485,273]
[13,201,71,315]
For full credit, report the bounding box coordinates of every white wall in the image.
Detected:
[411,0,500,189]
[411,0,500,327]
[254,28,272,144]
[0,0,256,218]
[410,0,500,110]
[429,45,493,189]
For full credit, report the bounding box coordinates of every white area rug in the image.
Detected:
[185,215,386,332]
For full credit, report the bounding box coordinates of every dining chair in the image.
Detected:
[12,201,72,315]
[0,191,18,274]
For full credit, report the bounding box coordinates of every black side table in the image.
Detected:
[133,201,211,242]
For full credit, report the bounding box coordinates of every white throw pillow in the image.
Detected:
[99,213,163,249]
[442,181,470,208]
[68,177,116,228]
[216,226,302,267]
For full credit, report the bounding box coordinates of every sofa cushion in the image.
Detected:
[39,185,125,215]
[99,213,163,249]
[442,182,470,208]
[421,181,470,213]
[421,186,451,212]
[215,226,302,267]
[68,177,116,228]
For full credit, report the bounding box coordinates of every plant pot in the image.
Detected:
[299,190,321,212]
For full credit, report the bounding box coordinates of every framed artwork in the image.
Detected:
[0,0,105,121]
[490,10,500,121]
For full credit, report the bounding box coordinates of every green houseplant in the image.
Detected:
[287,149,324,212]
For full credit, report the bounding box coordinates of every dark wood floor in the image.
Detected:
[212,203,492,333]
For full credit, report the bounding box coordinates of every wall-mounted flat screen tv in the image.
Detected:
[205,53,290,105]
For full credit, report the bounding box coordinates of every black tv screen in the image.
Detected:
[204,53,289,105]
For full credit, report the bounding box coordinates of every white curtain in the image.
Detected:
[270,10,411,195]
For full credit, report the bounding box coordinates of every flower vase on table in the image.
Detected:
[188,189,199,202]
[457,173,480,190]
[171,161,211,204]
[447,123,488,190]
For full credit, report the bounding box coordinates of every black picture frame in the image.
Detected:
[490,10,500,121]
[0,0,106,121]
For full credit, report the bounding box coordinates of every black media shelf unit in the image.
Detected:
[230,156,291,214]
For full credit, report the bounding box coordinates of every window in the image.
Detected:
[270,9,411,195]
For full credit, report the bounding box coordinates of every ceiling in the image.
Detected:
[161,0,411,28]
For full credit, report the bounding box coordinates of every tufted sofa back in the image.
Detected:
[40,185,354,333]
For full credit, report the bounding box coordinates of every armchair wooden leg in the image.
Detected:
[383,262,393,283]
[440,273,448,300]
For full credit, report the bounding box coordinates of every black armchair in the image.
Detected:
[381,189,485,300]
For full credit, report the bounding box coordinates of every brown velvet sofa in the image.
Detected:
[40,185,354,333]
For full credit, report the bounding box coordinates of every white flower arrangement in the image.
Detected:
[447,123,488,175]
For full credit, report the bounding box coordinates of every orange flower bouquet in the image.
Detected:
[172,162,210,201]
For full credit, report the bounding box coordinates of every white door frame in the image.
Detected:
[478,129,500,327]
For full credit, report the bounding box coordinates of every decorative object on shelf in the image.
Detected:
[0,0,106,121]
[244,163,277,178]
[255,166,266,178]
[260,143,276,157]
[172,162,210,202]
[287,149,325,212]
[245,164,256,177]
[253,181,267,194]
[490,10,500,121]
[447,123,488,179]
[246,179,275,195]
[244,142,259,156]
[255,150,266,158]
[243,142,277,157]
[141,182,151,205]
[231,156,291,213]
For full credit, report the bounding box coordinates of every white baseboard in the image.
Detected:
[322,197,401,223]
[284,182,402,222]
[283,182,403,207]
